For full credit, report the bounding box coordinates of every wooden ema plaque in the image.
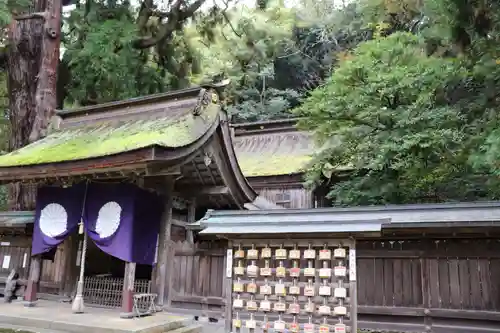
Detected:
[230,243,355,332]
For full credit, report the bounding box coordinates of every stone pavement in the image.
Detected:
[0,300,191,333]
[199,322,225,333]
[0,323,68,333]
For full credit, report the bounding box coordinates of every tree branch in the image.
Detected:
[179,0,205,19]
[14,12,46,21]
[133,0,206,49]
[222,11,241,37]
[137,0,153,30]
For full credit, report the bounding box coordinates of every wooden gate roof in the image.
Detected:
[194,201,500,236]
[0,86,280,210]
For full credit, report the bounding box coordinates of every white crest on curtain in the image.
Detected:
[39,203,68,238]
[95,201,122,238]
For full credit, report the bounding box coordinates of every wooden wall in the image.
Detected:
[166,236,500,332]
[257,187,313,209]
[0,237,31,280]
[247,174,314,209]
[166,240,228,317]
[0,235,66,295]
[356,238,500,333]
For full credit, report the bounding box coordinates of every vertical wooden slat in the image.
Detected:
[355,259,366,305]
[210,255,218,296]
[458,258,470,309]
[437,258,450,308]
[411,259,422,307]
[489,259,500,311]
[428,259,440,308]
[383,258,394,306]
[186,251,194,295]
[363,258,375,305]
[402,259,413,306]
[478,259,491,310]
[468,258,482,310]
[179,246,187,296]
[448,258,461,308]
[393,259,404,306]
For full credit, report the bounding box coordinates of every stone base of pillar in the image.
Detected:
[119,311,135,319]
[23,279,38,307]
[121,288,134,315]
[121,262,136,319]
[23,300,38,307]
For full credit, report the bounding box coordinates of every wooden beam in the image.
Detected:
[145,165,181,177]
[175,185,229,198]
[199,186,229,195]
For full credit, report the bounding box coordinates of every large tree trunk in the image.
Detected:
[30,0,62,142]
[6,3,45,211]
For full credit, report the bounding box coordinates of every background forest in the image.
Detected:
[0,0,500,209]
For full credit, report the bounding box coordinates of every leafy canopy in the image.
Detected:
[297,31,500,205]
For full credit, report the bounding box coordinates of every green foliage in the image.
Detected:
[63,1,166,105]
[297,31,500,205]
[60,0,335,122]
[192,4,300,122]
[0,0,31,26]
[5,0,500,208]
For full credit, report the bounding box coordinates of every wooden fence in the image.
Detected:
[356,238,500,333]
[164,237,500,332]
[167,240,227,317]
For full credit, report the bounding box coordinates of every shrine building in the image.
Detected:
[0,84,297,316]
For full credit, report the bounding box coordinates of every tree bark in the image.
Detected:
[6,3,44,211]
[29,0,62,143]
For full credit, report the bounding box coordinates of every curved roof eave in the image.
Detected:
[216,111,282,210]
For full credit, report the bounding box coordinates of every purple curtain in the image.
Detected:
[132,190,163,265]
[84,183,162,265]
[32,184,86,256]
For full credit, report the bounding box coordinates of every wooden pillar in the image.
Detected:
[120,262,136,318]
[23,255,41,307]
[154,178,174,307]
[150,235,159,295]
[187,197,196,244]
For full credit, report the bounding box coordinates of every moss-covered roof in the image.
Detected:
[234,131,314,177]
[237,154,312,177]
[0,104,219,167]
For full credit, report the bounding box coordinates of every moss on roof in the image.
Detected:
[0,104,219,167]
[237,154,312,177]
